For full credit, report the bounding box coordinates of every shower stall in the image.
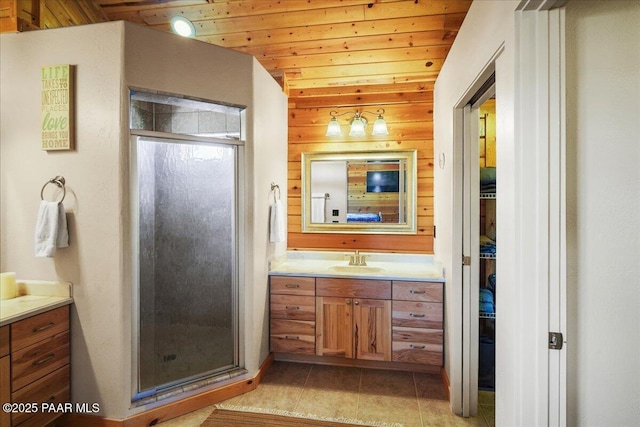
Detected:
[130,91,245,401]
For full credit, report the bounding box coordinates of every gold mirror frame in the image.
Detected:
[302,150,417,234]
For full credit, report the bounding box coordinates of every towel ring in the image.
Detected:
[270,182,281,202]
[40,176,66,203]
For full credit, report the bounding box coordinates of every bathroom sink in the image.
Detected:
[326,265,386,274]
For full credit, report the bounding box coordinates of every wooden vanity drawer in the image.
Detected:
[271,276,316,296]
[270,319,315,354]
[12,364,70,427]
[12,331,70,391]
[392,341,443,366]
[392,301,443,329]
[316,278,391,299]
[11,306,69,352]
[393,326,443,345]
[271,295,315,320]
[0,325,9,357]
[393,326,443,365]
[393,281,443,303]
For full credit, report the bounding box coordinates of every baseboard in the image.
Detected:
[441,366,451,401]
[58,354,274,427]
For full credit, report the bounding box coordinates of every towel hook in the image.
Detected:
[270,182,281,202]
[40,176,66,203]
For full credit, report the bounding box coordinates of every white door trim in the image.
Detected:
[513,3,567,425]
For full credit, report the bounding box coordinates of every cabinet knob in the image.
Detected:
[409,313,425,318]
[346,300,352,305]
[410,344,426,349]
[354,300,360,305]
[410,290,426,295]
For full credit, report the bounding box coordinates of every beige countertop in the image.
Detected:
[269,251,445,282]
[0,280,73,326]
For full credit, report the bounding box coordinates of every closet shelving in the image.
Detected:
[479,190,496,390]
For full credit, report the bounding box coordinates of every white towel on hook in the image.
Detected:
[35,201,68,257]
[311,193,326,223]
[269,199,285,243]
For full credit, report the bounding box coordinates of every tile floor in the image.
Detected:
[158,361,495,427]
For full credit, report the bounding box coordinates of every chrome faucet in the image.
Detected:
[347,250,368,266]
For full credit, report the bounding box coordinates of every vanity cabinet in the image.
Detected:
[269,274,444,369]
[1,305,71,427]
[316,278,392,362]
[269,276,316,355]
[392,281,444,366]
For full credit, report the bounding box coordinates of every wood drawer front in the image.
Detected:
[12,364,70,427]
[12,331,70,391]
[270,276,315,296]
[271,295,315,320]
[393,281,443,303]
[392,342,443,366]
[270,320,315,354]
[11,306,69,352]
[393,326,443,345]
[316,278,391,299]
[392,301,443,329]
[1,356,9,427]
[0,325,9,357]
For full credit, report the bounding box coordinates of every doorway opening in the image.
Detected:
[460,72,496,418]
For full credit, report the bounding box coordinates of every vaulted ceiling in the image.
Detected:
[2,0,472,96]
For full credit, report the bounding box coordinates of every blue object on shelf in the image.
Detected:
[479,288,494,314]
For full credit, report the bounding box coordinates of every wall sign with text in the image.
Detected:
[41,64,75,150]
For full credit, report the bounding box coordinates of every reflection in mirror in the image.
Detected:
[302,151,417,234]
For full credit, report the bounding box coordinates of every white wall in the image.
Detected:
[565,1,640,425]
[434,0,518,417]
[311,161,347,222]
[0,22,125,417]
[0,21,287,420]
[247,57,289,377]
[436,0,640,425]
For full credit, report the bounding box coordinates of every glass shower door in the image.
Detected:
[135,135,238,395]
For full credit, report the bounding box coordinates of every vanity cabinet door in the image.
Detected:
[316,296,353,358]
[353,299,391,362]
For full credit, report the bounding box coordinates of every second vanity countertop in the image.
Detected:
[269,251,445,282]
[0,280,73,326]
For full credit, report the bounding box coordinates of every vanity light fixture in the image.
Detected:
[170,16,196,38]
[325,109,389,137]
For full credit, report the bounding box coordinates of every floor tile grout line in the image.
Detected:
[412,372,426,427]
[355,367,363,421]
[292,363,314,413]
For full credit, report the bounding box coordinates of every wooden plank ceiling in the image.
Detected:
[92,0,471,96]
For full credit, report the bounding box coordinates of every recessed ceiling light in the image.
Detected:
[170,16,195,38]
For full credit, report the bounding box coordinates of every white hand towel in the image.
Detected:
[311,193,326,223]
[35,201,68,257]
[270,199,285,243]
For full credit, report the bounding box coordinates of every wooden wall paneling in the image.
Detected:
[287,83,434,253]
[289,90,433,108]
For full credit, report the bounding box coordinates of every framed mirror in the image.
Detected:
[302,150,417,234]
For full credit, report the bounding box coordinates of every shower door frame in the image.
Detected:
[129,129,245,403]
